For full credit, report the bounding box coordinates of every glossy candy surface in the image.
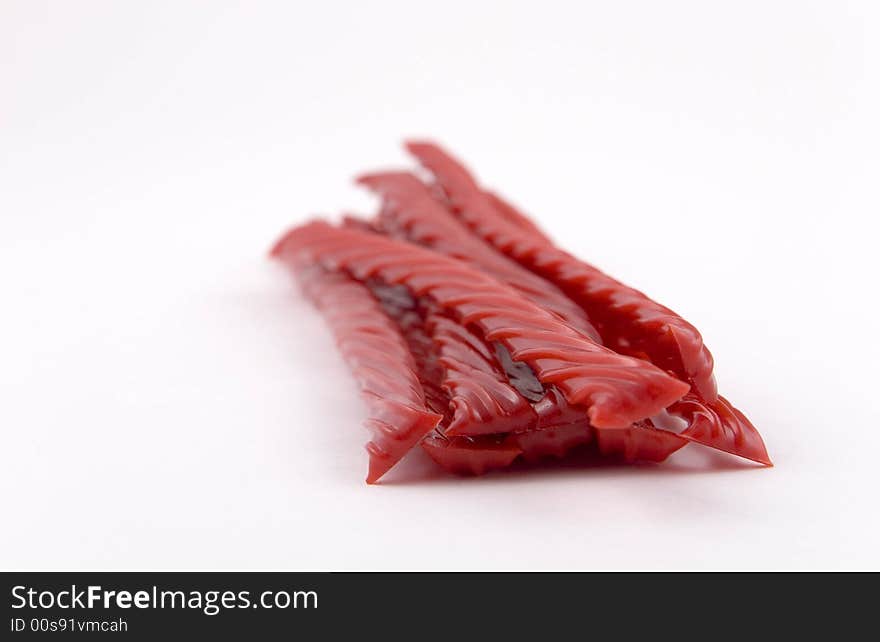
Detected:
[406,141,770,466]
[271,142,771,482]
[274,222,689,427]
[294,267,442,483]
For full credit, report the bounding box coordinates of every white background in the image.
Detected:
[2,1,878,570]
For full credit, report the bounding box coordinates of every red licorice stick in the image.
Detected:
[358,172,602,343]
[406,141,770,466]
[295,267,442,483]
[405,140,717,400]
[272,221,690,430]
[669,392,769,464]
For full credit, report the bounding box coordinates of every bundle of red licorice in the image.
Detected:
[271,142,771,483]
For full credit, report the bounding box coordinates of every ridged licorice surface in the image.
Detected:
[358,171,601,343]
[405,140,716,401]
[274,221,690,432]
[406,141,770,465]
[296,267,442,483]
